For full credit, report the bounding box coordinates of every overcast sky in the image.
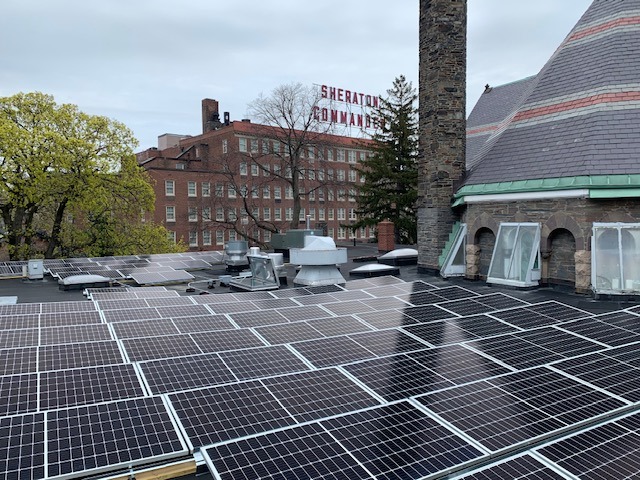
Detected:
[1,0,592,150]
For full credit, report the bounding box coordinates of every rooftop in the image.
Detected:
[1,242,640,479]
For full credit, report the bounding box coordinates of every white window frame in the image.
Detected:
[440,224,467,278]
[487,223,541,287]
[188,207,198,222]
[203,230,212,246]
[201,182,211,197]
[189,231,198,247]
[165,206,175,222]
[239,137,247,152]
[592,222,640,294]
[187,181,197,197]
[165,180,175,196]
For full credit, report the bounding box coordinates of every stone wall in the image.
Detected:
[417,0,467,273]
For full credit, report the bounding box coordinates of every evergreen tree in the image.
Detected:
[353,75,418,244]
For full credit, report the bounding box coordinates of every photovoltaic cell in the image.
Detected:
[40,301,97,313]
[0,412,45,480]
[404,321,477,346]
[39,364,145,409]
[349,329,428,356]
[527,301,591,321]
[111,318,180,339]
[139,353,236,395]
[355,309,419,329]
[39,310,103,327]
[262,368,381,422]
[321,402,485,480]
[102,307,162,323]
[193,329,265,353]
[278,305,331,322]
[169,381,297,447]
[321,300,377,316]
[490,307,557,329]
[255,322,327,345]
[0,329,39,349]
[46,397,187,478]
[438,298,496,316]
[307,315,372,337]
[403,304,459,323]
[203,423,373,480]
[0,347,38,375]
[473,293,530,311]
[39,323,113,345]
[558,318,640,347]
[0,314,39,330]
[155,304,211,318]
[229,309,287,328]
[171,314,234,333]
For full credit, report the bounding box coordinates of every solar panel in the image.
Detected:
[321,300,377,316]
[473,292,530,310]
[557,318,640,347]
[403,304,459,322]
[527,301,592,321]
[155,304,211,318]
[192,329,266,353]
[111,318,180,339]
[46,397,188,478]
[39,341,124,371]
[305,284,344,294]
[278,305,332,322]
[0,314,39,330]
[39,323,113,345]
[438,298,496,316]
[453,314,520,338]
[168,381,297,448]
[262,368,380,422]
[355,309,419,329]
[0,347,37,375]
[138,353,237,395]
[255,322,327,345]
[202,423,373,480]
[40,301,97,313]
[595,310,640,334]
[359,296,411,311]
[307,315,372,336]
[490,306,566,329]
[404,321,477,346]
[0,412,45,480]
[343,354,453,401]
[0,329,39,349]
[455,454,570,479]
[229,309,287,328]
[121,334,202,362]
[39,364,145,409]
[349,329,428,356]
[251,298,300,310]
[0,373,38,416]
[291,336,377,367]
[172,314,235,333]
[418,367,627,452]
[321,402,486,479]
[537,413,640,479]
[218,345,310,380]
[39,310,103,327]
[293,292,340,306]
[145,296,196,307]
[102,307,162,323]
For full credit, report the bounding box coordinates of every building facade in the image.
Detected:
[136,99,375,251]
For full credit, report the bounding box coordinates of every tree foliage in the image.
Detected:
[0,92,180,259]
[353,76,419,244]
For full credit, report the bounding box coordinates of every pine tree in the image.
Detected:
[353,75,418,244]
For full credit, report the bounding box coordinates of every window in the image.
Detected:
[338,227,346,239]
[165,180,175,196]
[593,223,640,293]
[329,228,335,238]
[308,169,315,180]
[274,186,282,200]
[327,168,334,180]
[229,230,237,241]
[263,231,271,242]
[250,138,258,153]
[299,208,305,222]
[441,223,467,278]
[348,170,356,182]
[359,151,366,162]
[338,189,346,200]
[327,149,333,162]
[251,163,259,176]
[263,186,270,199]
[228,185,236,198]
[203,230,212,246]
[274,208,282,221]
[176,163,185,170]
[222,139,228,154]
[307,146,315,159]
[202,182,210,197]
[319,208,325,221]
[488,223,541,287]
[263,164,270,176]
[251,186,258,198]
[202,207,211,221]
[359,227,366,239]
[348,150,356,163]
[318,189,325,202]
[272,141,280,155]
[308,190,315,201]
[239,162,247,176]
[188,207,198,222]
[228,208,237,221]
[328,209,335,221]
[262,140,269,154]
[348,208,356,220]
[263,207,271,220]
[187,181,197,197]
[189,231,198,247]
[328,189,335,201]
[216,207,224,221]
[309,208,316,221]
[239,138,247,152]
[318,169,325,181]
[215,183,224,197]
[165,206,175,222]
[349,189,356,202]
[285,208,293,221]
[337,149,345,162]
[167,231,176,243]
[216,230,224,245]
[337,208,346,220]
[285,186,293,200]
[337,170,345,181]
[273,164,281,176]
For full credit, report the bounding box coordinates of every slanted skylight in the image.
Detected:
[441,224,467,278]
[487,223,541,287]
[592,223,640,294]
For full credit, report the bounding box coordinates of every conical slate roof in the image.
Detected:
[464,0,640,187]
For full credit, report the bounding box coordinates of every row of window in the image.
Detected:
[236,137,366,164]
[169,225,374,247]
[165,205,360,223]
[165,172,361,198]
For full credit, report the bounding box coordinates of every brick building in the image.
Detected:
[421,0,640,295]
[136,99,374,251]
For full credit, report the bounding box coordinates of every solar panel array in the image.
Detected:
[3,276,640,478]
[42,251,223,284]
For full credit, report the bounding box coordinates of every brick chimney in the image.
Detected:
[417,0,467,274]
[202,98,222,133]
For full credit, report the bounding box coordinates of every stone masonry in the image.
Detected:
[417,0,467,274]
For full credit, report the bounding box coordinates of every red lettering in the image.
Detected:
[372,97,379,108]
[321,85,328,99]
[352,93,359,105]
[329,87,336,100]
[331,109,339,123]
[340,111,348,124]
[338,89,344,102]
[358,93,364,105]
[356,114,363,127]
[313,106,320,120]
[321,108,328,122]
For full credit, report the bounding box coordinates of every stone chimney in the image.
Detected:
[202,98,222,133]
[417,0,467,274]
